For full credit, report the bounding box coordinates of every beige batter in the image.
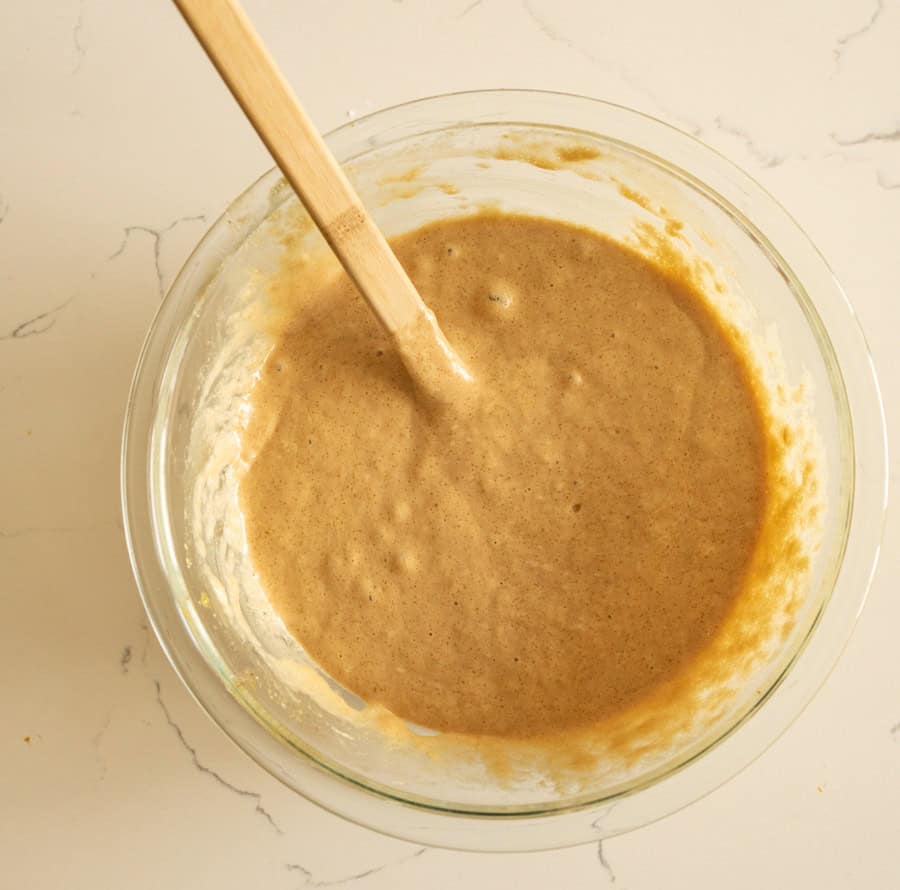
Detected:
[240,212,768,739]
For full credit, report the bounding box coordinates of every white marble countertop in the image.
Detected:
[2,1,898,886]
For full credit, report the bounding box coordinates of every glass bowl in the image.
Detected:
[122,90,887,851]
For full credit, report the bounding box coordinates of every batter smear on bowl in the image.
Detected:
[240,212,768,739]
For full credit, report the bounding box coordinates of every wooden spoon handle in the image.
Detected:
[173,0,426,334]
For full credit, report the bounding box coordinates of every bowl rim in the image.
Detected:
[121,88,888,851]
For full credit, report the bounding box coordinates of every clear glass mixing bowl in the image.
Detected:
[122,90,887,851]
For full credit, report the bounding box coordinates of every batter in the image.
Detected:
[240,212,767,739]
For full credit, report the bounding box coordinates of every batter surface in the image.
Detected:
[240,212,767,738]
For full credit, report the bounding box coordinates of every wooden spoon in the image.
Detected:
[172,0,472,393]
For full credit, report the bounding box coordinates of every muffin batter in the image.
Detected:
[240,212,767,738]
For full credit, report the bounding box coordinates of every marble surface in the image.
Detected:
[2,0,898,886]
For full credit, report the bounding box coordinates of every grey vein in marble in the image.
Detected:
[285,848,426,888]
[109,215,207,299]
[521,0,703,136]
[72,0,87,75]
[712,116,786,169]
[91,714,113,782]
[891,721,900,739]
[456,0,483,18]
[120,646,132,674]
[831,124,900,147]
[0,297,75,342]
[2,210,207,342]
[154,679,284,833]
[597,840,617,883]
[833,0,885,67]
[136,622,153,669]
